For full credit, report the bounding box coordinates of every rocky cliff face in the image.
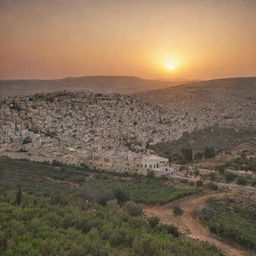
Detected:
[0,81,255,164]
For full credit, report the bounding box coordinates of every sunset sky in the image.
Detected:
[0,0,256,80]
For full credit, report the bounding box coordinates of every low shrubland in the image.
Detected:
[0,157,221,256]
[0,158,200,205]
[197,196,256,251]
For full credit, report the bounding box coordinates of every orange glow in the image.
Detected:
[0,1,255,79]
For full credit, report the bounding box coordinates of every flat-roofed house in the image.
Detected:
[140,155,169,176]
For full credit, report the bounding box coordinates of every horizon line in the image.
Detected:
[0,75,256,82]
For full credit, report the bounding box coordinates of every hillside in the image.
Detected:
[0,76,186,98]
[198,194,256,251]
[149,126,256,159]
[137,77,256,128]
[137,77,256,104]
[0,82,255,166]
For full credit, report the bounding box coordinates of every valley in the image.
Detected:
[1,76,256,256]
[2,1,256,255]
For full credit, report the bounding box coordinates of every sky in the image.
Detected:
[0,0,256,80]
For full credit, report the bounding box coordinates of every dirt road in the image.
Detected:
[144,193,248,256]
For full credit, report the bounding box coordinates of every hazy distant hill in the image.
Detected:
[136,77,256,129]
[136,77,256,106]
[0,76,186,98]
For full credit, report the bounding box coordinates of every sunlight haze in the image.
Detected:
[0,0,255,79]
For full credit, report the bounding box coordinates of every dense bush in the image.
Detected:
[215,165,226,174]
[205,183,219,191]
[181,148,193,162]
[204,147,216,159]
[225,172,237,182]
[173,205,184,216]
[199,197,256,250]
[196,180,204,187]
[194,152,203,161]
[114,188,130,204]
[236,177,248,186]
[132,234,161,256]
[124,201,143,216]
[147,216,160,229]
[158,224,180,238]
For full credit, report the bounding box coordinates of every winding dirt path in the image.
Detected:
[144,193,248,256]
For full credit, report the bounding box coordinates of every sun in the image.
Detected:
[166,63,175,70]
[165,60,176,71]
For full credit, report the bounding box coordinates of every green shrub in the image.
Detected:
[236,177,248,186]
[204,147,216,159]
[173,205,184,216]
[194,152,203,161]
[196,180,204,187]
[132,234,161,256]
[114,188,130,204]
[147,216,160,229]
[158,224,180,237]
[206,183,219,191]
[225,172,237,182]
[215,165,225,174]
[98,193,114,206]
[181,148,193,162]
[124,201,143,217]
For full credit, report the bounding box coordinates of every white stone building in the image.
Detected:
[86,145,171,177]
[140,155,169,176]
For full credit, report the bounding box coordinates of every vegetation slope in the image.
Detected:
[0,157,221,256]
[198,195,256,252]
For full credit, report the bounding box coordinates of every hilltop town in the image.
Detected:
[1,80,255,176]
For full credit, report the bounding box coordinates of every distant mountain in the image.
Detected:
[136,77,256,129]
[0,76,187,98]
[136,77,256,106]
[136,77,256,109]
